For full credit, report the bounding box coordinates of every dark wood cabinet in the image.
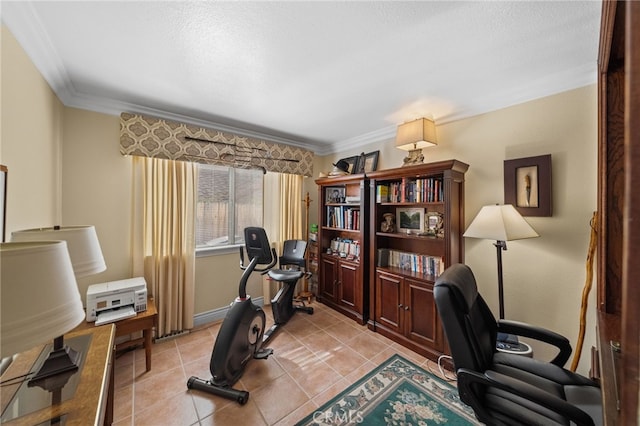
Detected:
[315,174,369,324]
[596,1,640,424]
[375,270,444,357]
[367,160,468,362]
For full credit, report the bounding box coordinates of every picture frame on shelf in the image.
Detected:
[355,150,380,174]
[504,154,552,217]
[397,207,424,234]
[326,187,345,203]
[425,211,444,237]
[338,156,360,174]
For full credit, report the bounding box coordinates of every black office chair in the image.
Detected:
[434,263,602,426]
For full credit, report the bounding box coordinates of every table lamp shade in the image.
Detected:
[463,204,539,241]
[0,241,85,359]
[395,118,438,150]
[11,226,106,277]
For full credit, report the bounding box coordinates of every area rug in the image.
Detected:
[296,354,480,425]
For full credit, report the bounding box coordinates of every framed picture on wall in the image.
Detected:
[504,154,552,217]
[1,165,7,242]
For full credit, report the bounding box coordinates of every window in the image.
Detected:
[195,164,263,252]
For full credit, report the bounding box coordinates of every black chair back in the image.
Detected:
[279,240,307,269]
[434,263,498,372]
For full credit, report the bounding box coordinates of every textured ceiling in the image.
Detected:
[1,1,602,154]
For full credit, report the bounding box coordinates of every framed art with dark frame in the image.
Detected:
[338,156,360,174]
[326,187,346,204]
[397,207,424,234]
[504,154,552,217]
[1,165,6,242]
[355,151,380,174]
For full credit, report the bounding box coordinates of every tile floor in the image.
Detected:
[112,301,455,426]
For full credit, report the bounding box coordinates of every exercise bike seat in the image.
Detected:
[268,269,304,282]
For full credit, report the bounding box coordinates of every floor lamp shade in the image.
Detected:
[11,226,106,277]
[0,241,85,359]
[463,204,539,241]
[463,204,538,320]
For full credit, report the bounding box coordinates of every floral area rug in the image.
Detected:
[296,354,480,425]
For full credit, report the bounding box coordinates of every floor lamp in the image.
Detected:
[463,204,539,321]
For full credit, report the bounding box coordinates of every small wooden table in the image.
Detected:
[76,297,158,372]
[0,325,115,425]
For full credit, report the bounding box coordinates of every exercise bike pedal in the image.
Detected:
[254,347,273,359]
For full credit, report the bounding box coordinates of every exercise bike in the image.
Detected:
[187,227,313,404]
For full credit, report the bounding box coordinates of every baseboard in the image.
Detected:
[193,296,265,328]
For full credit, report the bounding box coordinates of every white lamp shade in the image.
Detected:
[0,241,85,358]
[464,204,539,241]
[395,118,438,150]
[12,226,106,277]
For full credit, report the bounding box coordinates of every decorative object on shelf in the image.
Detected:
[425,211,444,237]
[355,151,380,174]
[504,154,552,217]
[395,118,437,166]
[329,159,351,177]
[397,207,424,234]
[463,204,539,320]
[381,213,396,233]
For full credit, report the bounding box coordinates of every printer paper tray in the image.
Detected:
[95,306,137,325]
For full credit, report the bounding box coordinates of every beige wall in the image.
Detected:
[2,23,597,374]
[319,85,598,373]
[1,25,63,231]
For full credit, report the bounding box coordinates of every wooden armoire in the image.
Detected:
[596,1,639,424]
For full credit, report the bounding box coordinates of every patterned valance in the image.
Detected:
[119,113,313,176]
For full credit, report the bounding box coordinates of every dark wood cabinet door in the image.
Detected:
[375,271,403,334]
[404,278,442,351]
[338,260,359,311]
[320,255,338,301]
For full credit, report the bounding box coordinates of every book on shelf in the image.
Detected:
[400,177,444,203]
[326,205,360,230]
[375,178,445,204]
[328,238,360,260]
[376,185,389,203]
[378,248,444,277]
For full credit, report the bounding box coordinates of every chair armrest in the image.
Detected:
[457,369,596,426]
[497,319,572,366]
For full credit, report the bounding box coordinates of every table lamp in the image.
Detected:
[463,204,539,320]
[395,117,438,166]
[7,225,106,387]
[0,241,85,384]
[11,225,106,277]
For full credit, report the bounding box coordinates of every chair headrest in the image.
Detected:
[434,263,478,313]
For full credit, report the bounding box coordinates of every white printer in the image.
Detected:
[86,277,148,325]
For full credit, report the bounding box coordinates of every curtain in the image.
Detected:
[133,156,196,337]
[261,173,304,301]
[278,173,304,242]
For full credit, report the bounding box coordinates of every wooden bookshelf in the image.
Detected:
[366,160,468,362]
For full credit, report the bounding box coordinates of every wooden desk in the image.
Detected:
[76,297,158,372]
[0,325,115,426]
